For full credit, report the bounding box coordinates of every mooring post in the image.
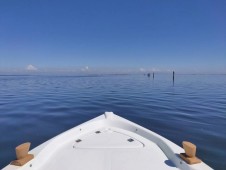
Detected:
[153,72,154,79]
[173,71,175,82]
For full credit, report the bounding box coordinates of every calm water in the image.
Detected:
[0,74,226,169]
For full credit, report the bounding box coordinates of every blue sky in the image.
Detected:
[0,0,225,74]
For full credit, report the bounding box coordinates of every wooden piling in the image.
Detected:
[173,71,175,81]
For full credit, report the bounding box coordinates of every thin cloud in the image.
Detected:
[139,68,145,72]
[151,68,160,72]
[26,64,38,71]
[81,66,89,72]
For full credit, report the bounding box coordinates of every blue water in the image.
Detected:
[0,74,226,169]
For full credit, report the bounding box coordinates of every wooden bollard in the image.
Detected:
[180,141,201,164]
[183,141,196,157]
[16,142,31,160]
[11,142,34,166]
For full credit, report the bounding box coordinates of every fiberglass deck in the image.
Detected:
[38,128,179,170]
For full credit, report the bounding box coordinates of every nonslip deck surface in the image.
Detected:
[38,128,179,170]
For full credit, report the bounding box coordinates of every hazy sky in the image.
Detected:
[0,0,225,74]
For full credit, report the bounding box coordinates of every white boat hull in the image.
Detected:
[3,112,212,170]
